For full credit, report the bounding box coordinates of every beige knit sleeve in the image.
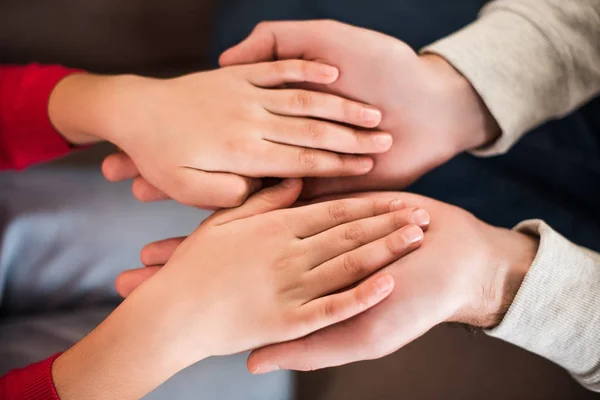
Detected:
[486,220,600,392]
[422,0,600,156]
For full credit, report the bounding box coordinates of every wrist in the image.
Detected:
[52,277,207,399]
[418,53,501,152]
[478,227,539,328]
[48,73,154,146]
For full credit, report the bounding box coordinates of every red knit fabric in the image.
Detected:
[0,64,81,170]
[0,353,62,399]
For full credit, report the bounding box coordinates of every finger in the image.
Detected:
[246,60,339,87]
[140,237,186,266]
[306,225,424,299]
[102,152,140,181]
[208,178,303,226]
[257,143,373,178]
[302,207,429,266]
[301,176,379,199]
[262,115,391,155]
[115,266,161,298]
[293,274,395,343]
[170,168,262,208]
[248,316,365,374]
[288,198,403,238]
[265,89,382,129]
[132,177,170,202]
[220,20,320,66]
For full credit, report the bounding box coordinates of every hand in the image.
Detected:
[53,181,429,399]
[240,192,538,373]
[49,60,391,208]
[217,20,501,198]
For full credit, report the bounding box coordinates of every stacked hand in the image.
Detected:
[115,191,537,374]
[53,181,430,399]
[106,20,500,199]
[50,59,391,208]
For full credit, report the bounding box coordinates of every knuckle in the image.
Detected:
[305,121,324,140]
[292,91,314,109]
[254,21,271,33]
[393,209,411,229]
[342,253,365,278]
[370,199,379,216]
[320,300,337,320]
[342,101,362,123]
[271,60,287,76]
[328,201,349,223]
[344,222,366,244]
[297,148,318,170]
[385,233,405,255]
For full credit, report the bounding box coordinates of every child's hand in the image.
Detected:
[61,61,391,208]
[117,179,428,362]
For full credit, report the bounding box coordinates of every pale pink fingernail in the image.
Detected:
[389,199,404,211]
[411,209,430,226]
[319,65,339,79]
[361,108,382,123]
[253,364,281,374]
[371,133,392,148]
[359,157,373,170]
[402,225,424,244]
[374,275,394,295]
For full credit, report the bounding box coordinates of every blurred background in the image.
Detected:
[1,1,599,398]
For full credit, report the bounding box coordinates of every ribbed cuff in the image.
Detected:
[1,353,62,399]
[486,220,600,392]
[1,64,83,170]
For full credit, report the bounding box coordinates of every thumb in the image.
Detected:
[209,178,303,226]
[219,20,315,67]
[219,22,277,66]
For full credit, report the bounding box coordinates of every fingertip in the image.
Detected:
[400,224,425,245]
[373,274,395,297]
[281,178,303,189]
[115,271,134,298]
[355,156,374,174]
[139,244,153,265]
[101,156,118,182]
[359,108,383,127]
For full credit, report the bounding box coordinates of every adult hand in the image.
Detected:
[50,60,390,208]
[243,192,538,373]
[219,20,501,197]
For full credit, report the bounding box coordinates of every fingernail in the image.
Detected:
[282,178,300,188]
[411,209,430,227]
[374,275,394,295]
[253,364,281,374]
[389,199,404,211]
[361,108,382,123]
[402,225,424,244]
[358,157,374,171]
[320,65,339,79]
[371,133,392,148]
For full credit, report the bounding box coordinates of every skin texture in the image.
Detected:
[105,20,500,200]
[52,181,429,399]
[116,191,538,375]
[49,60,391,208]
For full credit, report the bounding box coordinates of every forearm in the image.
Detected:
[422,0,600,155]
[52,276,208,399]
[486,220,600,392]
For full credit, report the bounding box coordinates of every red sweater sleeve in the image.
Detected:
[0,353,62,399]
[0,64,82,170]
